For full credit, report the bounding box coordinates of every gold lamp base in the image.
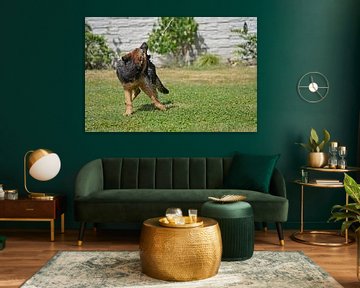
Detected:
[28,192,55,200]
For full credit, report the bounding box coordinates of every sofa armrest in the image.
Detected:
[269,168,287,198]
[75,159,104,199]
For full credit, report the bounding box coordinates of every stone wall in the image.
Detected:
[85,17,257,65]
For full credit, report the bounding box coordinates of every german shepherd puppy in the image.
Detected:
[115,42,169,115]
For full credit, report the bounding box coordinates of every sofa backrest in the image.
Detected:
[102,158,233,190]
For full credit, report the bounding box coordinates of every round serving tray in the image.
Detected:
[208,194,246,203]
[159,216,204,228]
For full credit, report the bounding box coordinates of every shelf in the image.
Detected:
[301,166,360,173]
[294,179,344,188]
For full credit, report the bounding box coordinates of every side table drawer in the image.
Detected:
[1,201,55,218]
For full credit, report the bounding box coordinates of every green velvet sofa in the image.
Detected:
[74,157,288,245]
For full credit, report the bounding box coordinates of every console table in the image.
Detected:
[0,195,66,241]
[291,166,359,246]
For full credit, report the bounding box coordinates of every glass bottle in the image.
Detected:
[328,142,338,169]
[337,146,347,169]
[0,184,4,199]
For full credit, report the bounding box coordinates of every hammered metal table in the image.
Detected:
[139,217,222,281]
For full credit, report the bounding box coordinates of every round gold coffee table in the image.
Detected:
[139,217,222,281]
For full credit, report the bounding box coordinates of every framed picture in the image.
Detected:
[85,17,257,132]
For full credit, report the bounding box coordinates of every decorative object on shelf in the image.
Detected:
[329,173,360,280]
[300,169,309,183]
[24,148,61,199]
[297,72,329,103]
[328,142,338,169]
[4,189,18,200]
[338,146,347,169]
[296,128,330,168]
[315,179,340,185]
[0,184,4,200]
[208,194,246,203]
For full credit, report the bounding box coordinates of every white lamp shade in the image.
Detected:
[29,153,61,181]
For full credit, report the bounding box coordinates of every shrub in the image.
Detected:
[85,22,114,70]
[195,54,220,67]
[148,17,198,66]
[231,22,257,65]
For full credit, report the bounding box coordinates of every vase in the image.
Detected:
[308,152,328,168]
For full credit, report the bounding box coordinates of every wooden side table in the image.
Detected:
[0,195,66,241]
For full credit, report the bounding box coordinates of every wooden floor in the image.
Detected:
[0,228,358,288]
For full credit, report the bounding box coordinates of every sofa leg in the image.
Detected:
[262,222,268,232]
[93,223,98,233]
[77,222,86,246]
[275,222,285,246]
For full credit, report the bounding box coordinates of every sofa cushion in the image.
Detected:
[223,153,280,193]
[75,188,288,222]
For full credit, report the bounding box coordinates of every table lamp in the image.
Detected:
[24,148,61,199]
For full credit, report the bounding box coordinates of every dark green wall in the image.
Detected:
[1,0,359,230]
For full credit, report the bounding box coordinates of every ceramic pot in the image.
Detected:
[308,152,328,168]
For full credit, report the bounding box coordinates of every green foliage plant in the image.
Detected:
[329,173,360,233]
[195,53,220,67]
[147,17,198,66]
[296,128,331,152]
[231,22,257,65]
[85,22,114,70]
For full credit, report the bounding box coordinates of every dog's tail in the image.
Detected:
[156,77,169,94]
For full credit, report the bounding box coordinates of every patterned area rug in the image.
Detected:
[21,251,342,288]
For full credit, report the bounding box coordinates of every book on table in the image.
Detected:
[314,179,341,185]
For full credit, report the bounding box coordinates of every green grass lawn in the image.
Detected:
[85,66,257,132]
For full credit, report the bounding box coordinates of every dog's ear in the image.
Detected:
[140,42,148,53]
[121,53,131,62]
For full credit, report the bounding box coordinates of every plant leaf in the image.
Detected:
[323,129,330,144]
[341,220,358,234]
[317,140,325,152]
[295,142,312,152]
[310,128,319,144]
[308,137,317,152]
[344,173,360,204]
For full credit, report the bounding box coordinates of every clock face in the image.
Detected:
[297,72,329,103]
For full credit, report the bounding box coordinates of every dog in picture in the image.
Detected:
[115,42,169,115]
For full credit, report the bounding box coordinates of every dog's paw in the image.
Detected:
[155,103,166,111]
[124,109,133,116]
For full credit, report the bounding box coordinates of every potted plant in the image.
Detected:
[329,173,360,279]
[296,128,330,167]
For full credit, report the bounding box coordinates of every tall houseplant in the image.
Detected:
[296,128,330,167]
[329,173,360,279]
[329,173,360,234]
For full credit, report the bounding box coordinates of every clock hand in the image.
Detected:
[310,76,315,87]
[316,90,323,98]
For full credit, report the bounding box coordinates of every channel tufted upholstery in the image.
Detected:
[74,157,288,246]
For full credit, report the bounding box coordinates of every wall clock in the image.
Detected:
[297,72,329,103]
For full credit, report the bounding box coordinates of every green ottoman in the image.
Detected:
[201,201,254,261]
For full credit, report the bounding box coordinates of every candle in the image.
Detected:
[330,142,338,148]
